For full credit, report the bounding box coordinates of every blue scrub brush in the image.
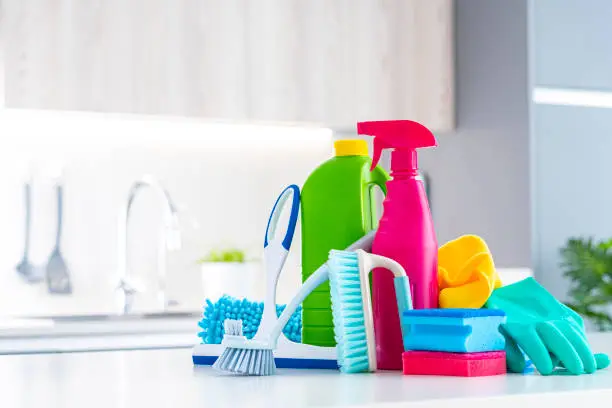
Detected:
[328,249,413,373]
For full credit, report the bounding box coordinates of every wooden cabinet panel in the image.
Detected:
[3,0,454,131]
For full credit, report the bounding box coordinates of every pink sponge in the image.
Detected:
[402,350,506,377]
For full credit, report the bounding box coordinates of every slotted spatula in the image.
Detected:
[45,183,73,294]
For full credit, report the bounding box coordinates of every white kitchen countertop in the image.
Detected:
[0,315,199,338]
[0,332,198,354]
[1,332,611,408]
[0,315,200,354]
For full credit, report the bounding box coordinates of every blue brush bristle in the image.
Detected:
[198,295,302,344]
[212,319,276,376]
[328,250,371,374]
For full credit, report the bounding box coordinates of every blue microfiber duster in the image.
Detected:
[402,308,506,353]
[198,295,302,344]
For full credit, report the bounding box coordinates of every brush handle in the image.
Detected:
[393,276,413,315]
[270,263,329,344]
[360,250,413,348]
[269,231,377,345]
[364,252,405,279]
[256,244,287,339]
[363,251,412,314]
[394,275,412,346]
[257,184,300,340]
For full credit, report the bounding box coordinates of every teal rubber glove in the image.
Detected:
[485,277,609,375]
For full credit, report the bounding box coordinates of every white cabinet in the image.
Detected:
[3,0,454,131]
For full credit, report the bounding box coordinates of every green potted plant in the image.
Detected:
[559,237,612,331]
[197,247,261,300]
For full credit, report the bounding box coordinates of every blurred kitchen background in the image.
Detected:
[0,0,610,333]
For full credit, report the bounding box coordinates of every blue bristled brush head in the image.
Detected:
[198,295,302,344]
[212,319,276,376]
[328,249,374,374]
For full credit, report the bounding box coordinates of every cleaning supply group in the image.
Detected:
[193,120,610,377]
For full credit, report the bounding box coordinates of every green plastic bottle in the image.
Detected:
[301,139,389,346]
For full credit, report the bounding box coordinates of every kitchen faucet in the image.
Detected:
[116,175,182,314]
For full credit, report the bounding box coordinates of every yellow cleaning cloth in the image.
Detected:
[438,235,502,309]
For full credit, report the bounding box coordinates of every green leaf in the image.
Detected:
[560,236,612,331]
[197,247,247,264]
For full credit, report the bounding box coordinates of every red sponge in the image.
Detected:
[402,350,506,377]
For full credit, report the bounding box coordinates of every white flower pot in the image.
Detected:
[200,262,262,301]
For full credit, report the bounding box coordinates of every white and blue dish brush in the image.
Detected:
[328,249,413,373]
[213,319,276,376]
[212,257,336,376]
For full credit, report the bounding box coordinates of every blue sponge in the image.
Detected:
[197,295,302,344]
[402,308,506,353]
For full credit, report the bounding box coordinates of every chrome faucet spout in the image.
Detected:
[116,175,181,315]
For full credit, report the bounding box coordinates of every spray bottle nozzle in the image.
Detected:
[356,120,437,171]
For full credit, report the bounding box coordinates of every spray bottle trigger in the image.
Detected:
[370,138,386,171]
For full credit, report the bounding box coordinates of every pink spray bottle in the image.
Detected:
[357,120,438,370]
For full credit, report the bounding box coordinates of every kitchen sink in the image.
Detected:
[23,311,202,323]
[1,311,201,338]
[0,311,202,355]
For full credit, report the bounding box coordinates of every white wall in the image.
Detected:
[530,0,612,301]
[1,0,5,109]
[0,109,333,317]
[419,0,531,268]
